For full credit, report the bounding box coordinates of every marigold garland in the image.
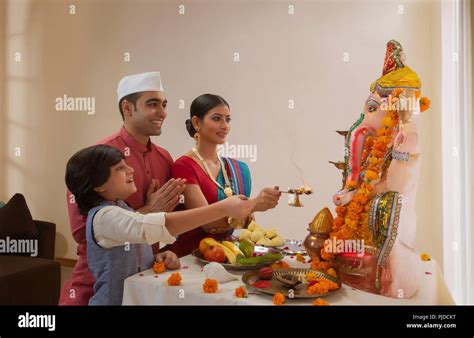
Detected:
[321,89,404,263]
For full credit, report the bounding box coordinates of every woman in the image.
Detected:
[165,94,281,257]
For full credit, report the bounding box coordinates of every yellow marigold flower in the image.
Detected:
[345,180,358,190]
[296,253,305,263]
[383,117,394,128]
[420,253,431,261]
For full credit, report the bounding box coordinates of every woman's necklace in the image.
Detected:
[192,147,233,197]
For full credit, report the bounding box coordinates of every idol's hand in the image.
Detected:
[332,189,356,206]
[253,187,282,212]
[139,178,187,214]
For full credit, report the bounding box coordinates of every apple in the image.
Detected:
[204,245,226,263]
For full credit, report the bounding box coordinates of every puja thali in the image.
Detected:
[242,268,341,298]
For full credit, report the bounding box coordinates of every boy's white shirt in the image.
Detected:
[92,206,176,249]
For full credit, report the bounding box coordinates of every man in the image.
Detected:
[60,72,186,305]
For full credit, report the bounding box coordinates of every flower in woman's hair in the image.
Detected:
[153,261,166,274]
[167,273,182,286]
[272,292,286,305]
[420,97,431,112]
[202,278,218,293]
[234,286,248,298]
[313,298,329,306]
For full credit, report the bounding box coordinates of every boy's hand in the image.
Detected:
[224,195,256,220]
[140,178,186,214]
[155,250,181,270]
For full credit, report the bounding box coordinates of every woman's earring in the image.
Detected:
[194,127,200,144]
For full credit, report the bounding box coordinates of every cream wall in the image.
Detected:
[1,0,444,265]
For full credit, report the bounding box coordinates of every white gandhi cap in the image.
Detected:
[117,71,164,103]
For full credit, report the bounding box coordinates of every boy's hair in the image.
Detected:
[65,144,125,215]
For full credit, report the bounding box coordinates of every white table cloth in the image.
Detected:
[123,255,454,305]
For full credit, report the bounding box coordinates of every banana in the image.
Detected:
[202,238,237,264]
[222,241,244,257]
[215,243,237,264]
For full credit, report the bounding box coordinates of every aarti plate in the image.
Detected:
[242,268,341,298]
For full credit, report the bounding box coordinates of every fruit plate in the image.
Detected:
[242,268,341,298]
[192,246,283,271]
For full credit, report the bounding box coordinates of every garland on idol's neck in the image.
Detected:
[320,89,403,262]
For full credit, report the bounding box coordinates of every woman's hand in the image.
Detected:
[154,250,181,270]
[253,187,282,212]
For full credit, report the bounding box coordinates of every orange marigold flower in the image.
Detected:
[307,279,339,295]
[326,268,337,278]
[296,253,305,263]
[167,272,182,286]
[271,260,291,270]
[202,278,218,293]
[313,298,329,306]
[420,97,431,112]
[273,292,286,305]
[365,170,378,181]
[153,261,166,274]
[311,259,331,271]
[234,286,248,298]
[420,253,431,261]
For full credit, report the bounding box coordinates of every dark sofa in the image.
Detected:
[0,194,61,305]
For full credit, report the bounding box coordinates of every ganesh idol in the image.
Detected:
[312,40,431,299]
